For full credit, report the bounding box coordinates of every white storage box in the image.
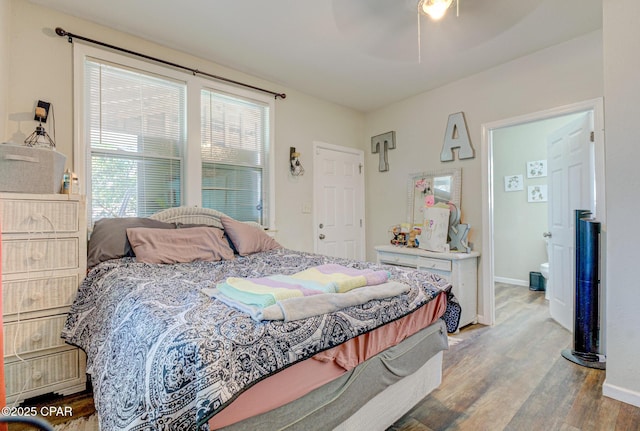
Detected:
[0,143,67,194]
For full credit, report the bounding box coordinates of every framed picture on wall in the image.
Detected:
[504,175,524,192]
[528,185,548,202]
[527,160,547,178]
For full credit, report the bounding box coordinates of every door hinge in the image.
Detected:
[360,219,363,227]
[590,131,595,142]
[359,163,363,174]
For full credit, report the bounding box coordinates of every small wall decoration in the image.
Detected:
[527,160,547,178]
[528,185,548,202]
[504,175,524,192]
[289,147,304,176]
[371,131,396,172]
[440,112,474,162]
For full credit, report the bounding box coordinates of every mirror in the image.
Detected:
[406,168,461,227]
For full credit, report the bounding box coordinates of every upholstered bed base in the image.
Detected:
[215,319,448,431]
[336,351,443,431]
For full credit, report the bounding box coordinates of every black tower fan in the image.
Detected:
[561,209,605,369]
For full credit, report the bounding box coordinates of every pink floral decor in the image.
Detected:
[424,194,435,207]
[415,178,429,193]
[416,178,435,207]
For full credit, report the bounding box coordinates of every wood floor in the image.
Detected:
[9,283,640,430]
[389,283,640,431]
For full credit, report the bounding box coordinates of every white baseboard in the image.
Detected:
[494,276,528,287]
[603,381,640,408]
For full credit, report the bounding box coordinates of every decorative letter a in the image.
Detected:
[440,112,474,162]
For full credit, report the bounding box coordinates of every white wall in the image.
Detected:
[364,30,603,315]
[274,90,364,252]
[4,0,364,253]
[602,0,640,407]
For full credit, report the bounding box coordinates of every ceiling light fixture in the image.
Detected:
[419,0,457,20]
[416,0,460,63]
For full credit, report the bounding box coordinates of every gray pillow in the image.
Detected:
[87,217,176,268]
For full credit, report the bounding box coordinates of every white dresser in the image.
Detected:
[375,245,480,328]
[1,193,87,404]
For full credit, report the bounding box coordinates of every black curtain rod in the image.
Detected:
[55,27,286,100]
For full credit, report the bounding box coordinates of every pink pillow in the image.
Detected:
[126,226,234,264]
[220,216,282,256]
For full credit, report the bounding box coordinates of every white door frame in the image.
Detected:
[480,98,605,326]
[312,141,366,259]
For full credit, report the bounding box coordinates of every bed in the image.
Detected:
[61,207,460,430]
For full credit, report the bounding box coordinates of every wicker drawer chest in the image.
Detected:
[1,193,87,404]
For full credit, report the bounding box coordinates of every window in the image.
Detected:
[201,90,269,224]
[85,59,185,223]
[75,45,275,228]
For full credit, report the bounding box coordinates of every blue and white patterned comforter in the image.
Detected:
[62,248,460,430]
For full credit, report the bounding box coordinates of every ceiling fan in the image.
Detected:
[331,0,541,64]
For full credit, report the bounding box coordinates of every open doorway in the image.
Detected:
[492,114,585,288]
[479,98,606,330]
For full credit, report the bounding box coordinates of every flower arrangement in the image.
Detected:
[415,178,431,194]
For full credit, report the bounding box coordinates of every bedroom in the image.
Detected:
[0,0,639,429]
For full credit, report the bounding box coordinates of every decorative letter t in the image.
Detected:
[371,131,396,172]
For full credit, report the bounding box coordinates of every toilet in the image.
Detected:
[540,235,551,290]
[540,262,549,280]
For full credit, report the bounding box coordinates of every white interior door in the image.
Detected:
[547,112,594,331]
[313,143,365,260]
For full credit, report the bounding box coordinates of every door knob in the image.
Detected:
[319,234,325,240]
[543,232,552,238]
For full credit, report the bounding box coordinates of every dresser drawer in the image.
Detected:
[3,274,79,320]
[1,238,79,274]
[377,250,418,268]
[4,315,68,357]
[1,199,79,233]
[4,349,84,397]
[417,257,452,272]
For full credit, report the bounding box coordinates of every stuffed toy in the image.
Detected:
[407,227,421,248]
[390,225,408,246]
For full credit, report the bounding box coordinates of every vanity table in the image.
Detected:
[375,245,479,328]
[387,167,477,328]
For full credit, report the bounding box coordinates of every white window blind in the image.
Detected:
[201,90,270,224]
[85,59,186,223]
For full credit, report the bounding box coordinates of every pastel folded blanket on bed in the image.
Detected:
[291,264,391,293]
[202,280,409,322]
[216,275,331,308]
[216,264,391,308]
